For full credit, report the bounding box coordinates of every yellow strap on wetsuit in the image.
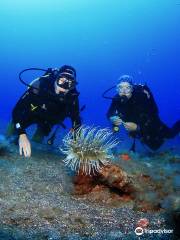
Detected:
[30,104,38,111]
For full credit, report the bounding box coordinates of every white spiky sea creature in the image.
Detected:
[60,125,119,175]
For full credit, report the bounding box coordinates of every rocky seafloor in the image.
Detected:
[0,135,179,240]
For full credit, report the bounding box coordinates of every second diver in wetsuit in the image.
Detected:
[107,75,180,150]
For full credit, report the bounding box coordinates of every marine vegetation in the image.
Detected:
[60,125,119,175]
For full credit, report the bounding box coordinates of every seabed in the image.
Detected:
[0,134,179,240]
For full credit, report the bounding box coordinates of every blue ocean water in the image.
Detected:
[0,0,179,131]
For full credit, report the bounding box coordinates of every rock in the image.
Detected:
[73,163,135,204]
[73,173,97,195]
[73,162,168,212]
[98,164,130,189]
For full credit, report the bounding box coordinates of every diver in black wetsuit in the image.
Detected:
[106,75,180,151]
[9,65,81,157]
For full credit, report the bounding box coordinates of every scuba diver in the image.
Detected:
[105,75,180,151]
[8,65,82,157]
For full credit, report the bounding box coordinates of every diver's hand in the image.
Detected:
[123,122,138,131]
[110,116,122,126]
[19,134,31,157]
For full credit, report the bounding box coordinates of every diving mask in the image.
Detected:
[56,73,77,90]
[117,82,133,95]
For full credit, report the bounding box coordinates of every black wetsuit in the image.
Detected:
[12,73,81,137]
[107,84,180,150]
